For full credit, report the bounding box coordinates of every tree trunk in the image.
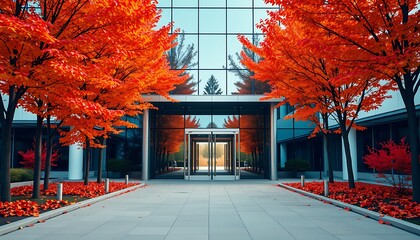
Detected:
[405,98,420,202]
[84,137,91,186]
[43,116,52,190]
[32,114,43,199]
[97,138,105,183]
[0,124,13,202]
[341,129,355,189]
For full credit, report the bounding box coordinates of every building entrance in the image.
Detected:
[184,129,240,180]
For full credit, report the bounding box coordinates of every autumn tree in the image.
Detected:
[168,33,198,94]
[0,0,186,199]
[228,36,270,94]
[240,12,390,188]
[203,75,222,95]
[266,0,420,201]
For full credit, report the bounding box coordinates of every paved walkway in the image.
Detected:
[1,180,419,240]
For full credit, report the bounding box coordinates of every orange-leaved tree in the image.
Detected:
[239,9,390,188]
[266,0,420,201]
[52,0,187,185]
[0,0,60,201]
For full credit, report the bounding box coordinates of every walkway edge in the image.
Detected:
[278,183,420,236]
[0,183,146,236]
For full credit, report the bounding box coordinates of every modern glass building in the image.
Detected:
[140,0,280,180]
[6,0,420,182]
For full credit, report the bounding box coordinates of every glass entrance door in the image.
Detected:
[184,129,240,180]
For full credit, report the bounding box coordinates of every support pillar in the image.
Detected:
[270,103,278,180]
[68,143,83,180]
[142,109,150,181]
[342,128,358,180]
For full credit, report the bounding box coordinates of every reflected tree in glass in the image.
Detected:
[203,75,223,95]
[155,115,200,173]
[224,115,265,173]
[167,33,198,94]
[228,36,270,94]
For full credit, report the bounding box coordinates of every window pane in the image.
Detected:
[199,35,226,69]
[157,0,171,7]
[227,0,252,7]
[200,0,226,7]
[227,9,253,33]
[156,8,172,31]
[173,9,198,33]
[199,70,226,95]
[170,34,198,69]
[254,0,275,7]
[228,71,247,94]
[173,0,198,7]
[199,9,226,33]
[227,34,251,69]
[171,70,199,95]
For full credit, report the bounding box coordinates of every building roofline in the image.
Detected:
[142,94,281,103]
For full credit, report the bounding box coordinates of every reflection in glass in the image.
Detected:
[240,128,264,174]
[199,9,226,33]
[227,9,253,33]
[187,115,211,129]
[228,36,271,94]
[199,70,226,95]
[153,129,184,174]
[185,115,201,128]
[222,115,239,128]
[168,34,198,94]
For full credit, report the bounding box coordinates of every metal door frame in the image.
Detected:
[184,128,240,180]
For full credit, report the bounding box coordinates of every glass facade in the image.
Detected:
[149,102,271,179]
[157,0,276,95]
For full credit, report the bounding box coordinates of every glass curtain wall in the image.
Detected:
[149,103,271,179]
[157,0,277,95]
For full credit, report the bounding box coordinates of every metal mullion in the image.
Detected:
[225,0,228,95]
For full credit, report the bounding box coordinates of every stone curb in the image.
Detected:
[0,182,146,236]
[278,183,420,236]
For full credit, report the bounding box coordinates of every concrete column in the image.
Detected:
[342,128,358,180]
[68,143,83,180]
[270,103,278,180]
[280,143,287,168]
[142,109,150,181]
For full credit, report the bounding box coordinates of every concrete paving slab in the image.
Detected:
[1,179,419,240]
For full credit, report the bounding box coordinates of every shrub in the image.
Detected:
[10,168,33,182]
[284,159,310,171]
[106,159,132,172]
[363,138,412,194]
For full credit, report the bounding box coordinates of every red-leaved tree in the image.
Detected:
[18,142,59,170]
[363,138,413,194]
